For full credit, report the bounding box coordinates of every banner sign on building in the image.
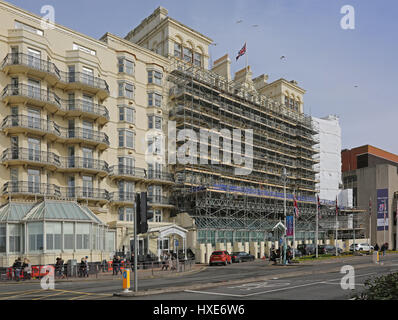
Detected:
[377,189,388,231]
[286,215,294,237]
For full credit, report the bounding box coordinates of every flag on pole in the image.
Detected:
[293,195,299,218]
[335,196,339,216]
[236,42,247,61]
[317,195,321,219]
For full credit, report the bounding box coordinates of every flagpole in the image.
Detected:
[316,194,319,258]
[293,205,296,259]
[245,42,248,72]
[369,197,372,246]
[335,197,338,257]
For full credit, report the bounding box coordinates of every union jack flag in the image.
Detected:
[317,195,321,219]
[236,42,247,61]
[293,195,299,218]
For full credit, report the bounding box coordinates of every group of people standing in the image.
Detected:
[11,257,31,281]
[161,251,177,271]
[373,242,389,256]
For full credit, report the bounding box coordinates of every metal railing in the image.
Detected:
[65,99,109,120]
[1,115,61,136]
[2,84,61,107]
[109,191,136,203]
[58,186,110,201]
[1,148,60,166]
[109,166,148,179]
[2,181,61,197]
[1,53,109,93]
[148,195,172,206]
[60,157,109,172]
[61,127,109,146]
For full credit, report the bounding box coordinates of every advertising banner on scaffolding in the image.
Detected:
[286,215,294,237]
[377,188,388,231]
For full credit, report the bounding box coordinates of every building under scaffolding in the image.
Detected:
[167,56,367,249]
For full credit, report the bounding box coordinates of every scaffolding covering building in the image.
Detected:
[167,57,334,245]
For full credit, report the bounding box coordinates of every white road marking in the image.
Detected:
[184,272,378,298]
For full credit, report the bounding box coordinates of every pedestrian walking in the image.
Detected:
[374,243,379,251]
[112,255,119,275]
[22,258,31,280]
[12,257,22,281]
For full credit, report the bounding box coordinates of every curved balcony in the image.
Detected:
[1,53,61,86]
[2,84,61,112]
[108,166,148,182]
[59,187,110,203]
[1,53,110,100]
[61,127,109,150]
[148,195,174,208]
[59,72,110,100]
[1,148,60,170]
[2,181,61,198]
[147,170,175,185]
[1,115,61,140]
[109,191,136,205]
[63,99,109,124]
[59,157,109,177]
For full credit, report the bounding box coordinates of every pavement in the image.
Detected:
[0,253,396,300]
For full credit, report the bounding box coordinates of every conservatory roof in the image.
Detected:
[0,202,35,222]
[0,200,106,225]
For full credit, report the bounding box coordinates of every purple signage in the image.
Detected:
[377,189,388,231]
[286,215,294,237]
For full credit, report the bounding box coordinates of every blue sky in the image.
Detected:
[6,0,398,154]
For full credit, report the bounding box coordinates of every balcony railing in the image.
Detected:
[62,127,109,146]
[60,157,109,172]
[1,115,61,136]
[1,53,61,78]
[2,84,61,107]
[1,53,109,94]
[148,195,172,206]
[65,99,109,120]
[2,181,61,197]
[61,72,109,93]
[1,148,60,166]
[109,166,148,179]
[147,170,174,183]
[59,187,110,201]
[110,191,136,203]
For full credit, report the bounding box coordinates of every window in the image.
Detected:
[83,147,93,169]
[28,137,40,161]
[118,180,135,201]
[118,57,134,75]
[73,43,96,56]
[82,175,93,197]
[0,225,5,253]
[118,157,135,174]
[82,94,93,113]
[9,224,20,253]
[174,42,182,58]
[15,21,43,36]
[118,106,135,123]
[147,136,162,155]
[118,82,134,99]
[148,70,162,85]
[46,222,61,250]
[149,209,162,222]
[148,92,162,107]
[63,223,74,250]
[83,120,93,140]
[183,47,193,63]
[105,231,115,252]
[28,222,43,252]
[119,207,134,222]
[194,52,202,67]
[148,115,162,130]
[27,48,41,69]
[118,130,135,149]
[28,168,40,193]
[76,223,90,250]
[28,78,40,99]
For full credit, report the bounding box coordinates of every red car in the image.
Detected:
[209,251,232,266]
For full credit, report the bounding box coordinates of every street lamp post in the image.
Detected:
[282,167,287,265]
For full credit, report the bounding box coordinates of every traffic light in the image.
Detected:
[135,192,151,234]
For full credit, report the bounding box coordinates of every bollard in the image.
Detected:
[122,269,131,293]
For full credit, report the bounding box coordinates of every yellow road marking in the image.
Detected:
[0,289,44,300]
[32,290,69,300]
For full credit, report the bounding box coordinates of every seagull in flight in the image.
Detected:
[252,24,259,27]
[236,20,243,24]
[280,55,286,61]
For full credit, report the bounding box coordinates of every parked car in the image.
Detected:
[323,245,343,254]
[293,248,303,258]
[297,244,316,256]
[231,252,255,263]
[350,243,374,252]
[318,245,327,255]
[209,251,231,266]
